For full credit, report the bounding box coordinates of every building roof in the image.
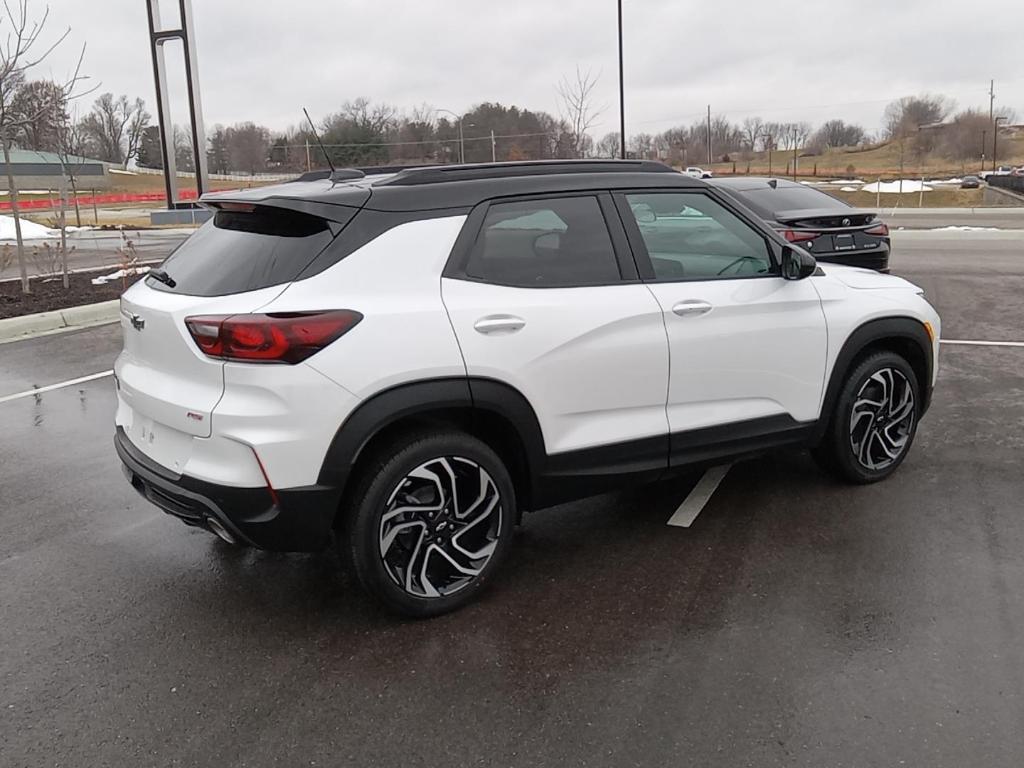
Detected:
[3,148,105,166]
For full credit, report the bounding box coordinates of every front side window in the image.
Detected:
[465,196,621,287]
[624,193,774,281]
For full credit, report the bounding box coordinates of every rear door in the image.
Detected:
[441,193,670,461]
[115,205,339,467]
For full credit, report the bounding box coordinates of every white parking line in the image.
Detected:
[0,370,113,404]
[667,464,732,528]
[940,339,1024,348]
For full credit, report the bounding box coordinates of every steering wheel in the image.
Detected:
[717,255,767,276]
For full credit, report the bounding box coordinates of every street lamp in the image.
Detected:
[617,0,625,159]
[437,108,467,164]
[993,115,1009,173]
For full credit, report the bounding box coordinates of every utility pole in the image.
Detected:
[618,0,626,159]
[490,129,496,163]
[706,105,712,165]
[792,126,798,181]
[994,115,1008,172]
[305,139,311,172]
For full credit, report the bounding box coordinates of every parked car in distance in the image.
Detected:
[114,160,939,617]
[960,175,981,188]
[993,165,1015,176]
[684,166,713,179]
[707,177,891,272]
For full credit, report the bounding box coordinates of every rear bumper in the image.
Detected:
[115,427,340,552]
[816,242,890,272]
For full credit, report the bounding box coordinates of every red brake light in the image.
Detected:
[782,229,818,244]
[865,222,890,236]
[185,310,362,364]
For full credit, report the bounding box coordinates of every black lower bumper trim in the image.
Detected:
[115,427,340,552]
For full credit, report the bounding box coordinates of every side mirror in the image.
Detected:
[781,245,817,280]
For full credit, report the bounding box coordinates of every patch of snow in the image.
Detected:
[91,266,151,285]
[64,225,96,233]
[108,168,137,175]
[840,186,859,192]
[926,178,963,185]
[826,179,865,185]
[0,214,56,240]
[861,180,933,194]
[0,190,53,195]
[926,226,1002,232]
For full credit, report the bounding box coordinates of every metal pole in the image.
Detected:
[706,105,712,165]
[618,0,625,159]
[146,0,175,207]
[491,129,496,163]
[178,0,209,197]
[305,140,311,172]
[993,116,1006,172]
[458,118,465,164]
[981,129,987,171]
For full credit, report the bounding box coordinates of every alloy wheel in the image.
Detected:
[849,367,916,470]
[378,456,503,598]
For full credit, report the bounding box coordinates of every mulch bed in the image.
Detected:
[0,270,145,320]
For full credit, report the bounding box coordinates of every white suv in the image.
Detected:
[114,160,940,616]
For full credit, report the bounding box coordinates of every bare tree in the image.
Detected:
[556,66,604,158]
[0,0,87,294]
[741,116,765,151]
[80,93,148,167]
[595,131,620,158]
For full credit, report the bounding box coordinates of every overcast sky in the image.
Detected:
[37,0,1024,138]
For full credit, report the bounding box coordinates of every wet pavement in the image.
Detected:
[1,231,1023,766]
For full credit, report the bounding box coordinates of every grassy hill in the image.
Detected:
[707,134,1024,180]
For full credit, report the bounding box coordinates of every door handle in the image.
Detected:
[473,315,526,335]
[672,300,713,317]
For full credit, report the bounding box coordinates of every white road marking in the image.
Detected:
[0,370,113,404]
[940,339,1024,348]
[667,463,732,528]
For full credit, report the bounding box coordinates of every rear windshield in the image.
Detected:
[147,206,336,297]
[724,184,846,216]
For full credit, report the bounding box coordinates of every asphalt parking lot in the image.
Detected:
[2,229,1023,767]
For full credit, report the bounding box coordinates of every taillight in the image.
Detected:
[185,310,362,364]
[781,229,818,244]
[864,222,890,237]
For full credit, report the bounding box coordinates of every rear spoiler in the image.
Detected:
[200,188,371,226]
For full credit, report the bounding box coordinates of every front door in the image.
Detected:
[615,190,827,456]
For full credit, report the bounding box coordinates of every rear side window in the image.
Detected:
[464,196,621,287]
[148,206,336,297]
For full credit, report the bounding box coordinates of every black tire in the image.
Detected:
[813,351,920,484]
[342,430,516,618]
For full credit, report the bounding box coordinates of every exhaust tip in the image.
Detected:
[206,516,237,545]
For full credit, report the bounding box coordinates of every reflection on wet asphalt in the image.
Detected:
[2,233,1024,766]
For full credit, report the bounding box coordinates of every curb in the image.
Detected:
[0,299,120,344]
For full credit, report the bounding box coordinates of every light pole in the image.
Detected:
[617,0,626,159]
[437,108,466,164]
[993,115,1008,172]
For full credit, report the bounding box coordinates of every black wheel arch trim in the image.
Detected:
[317,377,548,508]
[815,316,934,442]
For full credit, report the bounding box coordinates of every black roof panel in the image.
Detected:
[202,160,706,214]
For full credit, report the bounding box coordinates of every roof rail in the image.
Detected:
[377,159,678,186]
[291,164,437,184]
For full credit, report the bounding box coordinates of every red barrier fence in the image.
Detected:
[0,189,200,211]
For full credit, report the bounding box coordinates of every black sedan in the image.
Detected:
[708,177,891,272]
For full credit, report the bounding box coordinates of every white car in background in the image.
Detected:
[684,166,713,179]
